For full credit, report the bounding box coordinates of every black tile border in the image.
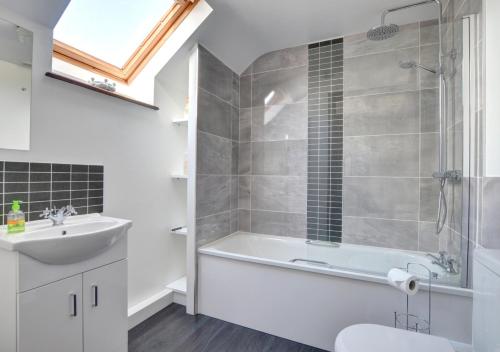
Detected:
[307,38,344,242]
[0,161,104,225]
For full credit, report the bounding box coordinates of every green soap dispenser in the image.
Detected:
[7,200,25,234]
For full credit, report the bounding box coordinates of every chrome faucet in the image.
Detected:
[426,251,458,274]
[40,205,78,226]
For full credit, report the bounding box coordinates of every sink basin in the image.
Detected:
[0,214,132,265]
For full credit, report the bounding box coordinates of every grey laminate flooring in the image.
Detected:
[128,304,327,352]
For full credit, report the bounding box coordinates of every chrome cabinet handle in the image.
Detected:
[91,285,99,307]
[69,293,77,317]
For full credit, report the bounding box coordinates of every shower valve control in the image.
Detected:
[432,170,462,183]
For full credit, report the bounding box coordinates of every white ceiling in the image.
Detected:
[0,0,69,27]
[199,0,437,73]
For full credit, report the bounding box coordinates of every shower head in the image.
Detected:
[367,23,400,41]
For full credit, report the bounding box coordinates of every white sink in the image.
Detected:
[0,214,132,265]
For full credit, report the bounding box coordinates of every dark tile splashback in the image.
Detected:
[0,161,104,225]
[307,38,344,242]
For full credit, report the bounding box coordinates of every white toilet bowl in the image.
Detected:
[335,324,455,352]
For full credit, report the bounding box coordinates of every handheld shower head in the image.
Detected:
[399,60,438,74]
[367,23,399,41]
[399,60,417,69]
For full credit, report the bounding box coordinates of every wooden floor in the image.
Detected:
[129,304,327,352]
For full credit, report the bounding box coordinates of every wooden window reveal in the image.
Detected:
[53,0,199,85]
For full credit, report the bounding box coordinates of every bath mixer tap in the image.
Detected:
[40,205,78,226]
[426,251,458,274]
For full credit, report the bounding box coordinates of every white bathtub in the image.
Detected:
[198,232,472,351]
[199,232,462,287]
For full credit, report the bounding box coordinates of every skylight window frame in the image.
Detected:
[53,0,198,85]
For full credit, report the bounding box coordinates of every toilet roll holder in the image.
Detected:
[394,262,432,335]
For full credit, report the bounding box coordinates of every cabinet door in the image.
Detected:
[83,260,127,352]
[18,275,83,352]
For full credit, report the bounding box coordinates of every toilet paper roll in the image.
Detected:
[387,268,420,296]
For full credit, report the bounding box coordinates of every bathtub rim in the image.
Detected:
[198,232,472,298]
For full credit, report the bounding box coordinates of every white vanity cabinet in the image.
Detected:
[18,260,127,352]
[0,215,130,352]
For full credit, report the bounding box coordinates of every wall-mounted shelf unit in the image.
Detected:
[171,227,187,236]
[172,119,188,125]
[166,276,187,305]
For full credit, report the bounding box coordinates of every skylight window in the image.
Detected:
[52,0,198,84]
[54,0,175,67]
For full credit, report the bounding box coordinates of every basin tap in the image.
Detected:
[40,205,78,226]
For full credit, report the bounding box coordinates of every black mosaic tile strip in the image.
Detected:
[307,38,344,242]
[0,161,104,225]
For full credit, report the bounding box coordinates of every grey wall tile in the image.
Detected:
[420,44,440,89]
[481,178,500,249]
[344,134,419,177]
[252,140,306,176]
[343,216,419,250]
[420,132,439,177]
[197,132,231,175]
[250,210,306,238]
[230,176,238,210]
[343,177,419,220]
[421,89,440,133]
[232,142,239,175]
[418,221,440,252]
[447,180,463,233]
[231,106,239,141]
[251,103,307,142]
[344,91,419,136]
[420,20,439,45]
[238,176,251,209]
[196,175,230,218]
[230,209,239,234]
[252,141,287,175]
[198,88,232,139]
[240,75,252,108]
[232,73,240,108]
[196,211,231,247]
[252,45,307,74]
[344,47,418,97]
[286,140,307,176]
[344,22,419,58]
[239,108,252,142]
[238,142,251,175]
[420,178,440,222]
[251,176,306,213]
[238,209,251,232]
[252,66,307,107]
[198,46,233,104]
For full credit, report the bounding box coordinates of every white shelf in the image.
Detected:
[171,227,187,236]
[166,276,187,294]
[171,174,187,180]
[172,119,188,125]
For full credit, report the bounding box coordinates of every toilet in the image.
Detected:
[335,249,500,352]
[335,324,454,352]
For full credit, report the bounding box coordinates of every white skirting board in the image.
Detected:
[167,276,187,305]
[128,288,174,329]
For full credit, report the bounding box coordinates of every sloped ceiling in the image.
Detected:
[199,0,437,73]
[0,0,436,74]
[0,0,69,28]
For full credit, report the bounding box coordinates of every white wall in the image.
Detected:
[484,0,500,176]
[0,60,30,150]
[0,4,187,310]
